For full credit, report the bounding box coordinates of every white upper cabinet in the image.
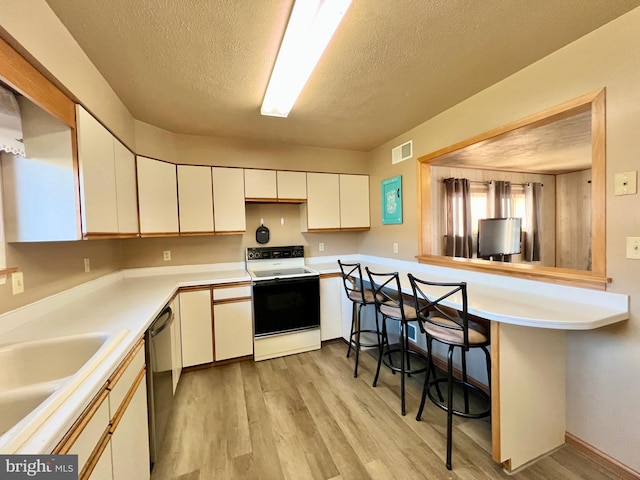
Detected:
[137,156,179,235]
[304,172,341,231]
[76,105,118,235]
[212,167,246,233]
[339,174,370,229]
[277,171,307,201]
[244,169,277,200]
[177,165,214,233]
[113,139,139,235]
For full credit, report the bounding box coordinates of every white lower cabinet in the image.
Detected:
[170,295,182,392]
[213,284,253,361]
[55,340,150,480]
[320,275,343,341]
[180,288,214,367]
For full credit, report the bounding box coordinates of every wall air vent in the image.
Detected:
[391,140,413,164]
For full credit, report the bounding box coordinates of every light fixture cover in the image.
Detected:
[261,0,352,118]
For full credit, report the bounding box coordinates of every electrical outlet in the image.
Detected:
[163,250,172,261]
[12,272,24,295]
[393,242,398,253]
[319,242,325,252]
[626,237,640,259]
[84,258,91,273]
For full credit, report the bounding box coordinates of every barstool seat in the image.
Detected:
[338,260,382,378]
[408,274,491,471]
[366,268,434,416]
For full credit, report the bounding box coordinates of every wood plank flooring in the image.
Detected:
[151,342,623,480]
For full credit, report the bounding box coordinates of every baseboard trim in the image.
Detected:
[565,432,640,480]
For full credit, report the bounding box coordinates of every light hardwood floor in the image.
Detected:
[151,342,622,480]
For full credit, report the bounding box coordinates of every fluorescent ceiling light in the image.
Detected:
[261,0,352,118]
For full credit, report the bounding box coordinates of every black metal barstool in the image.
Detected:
[337,260,382,378]
[408,274,491,470]
[366,268,431,416]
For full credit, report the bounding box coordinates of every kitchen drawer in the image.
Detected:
[107,344,144,416]
[213,285,251,301]
[66,396,110,474]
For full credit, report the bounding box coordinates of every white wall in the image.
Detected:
[364,7,640,471]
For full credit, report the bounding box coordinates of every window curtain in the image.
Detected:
[487,180,511,217]
[524,182,542,261]
[0,84,25,157]
[443,177,472,258]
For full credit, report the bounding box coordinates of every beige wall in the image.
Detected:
[363,8,640,471]
[556,169,592,270]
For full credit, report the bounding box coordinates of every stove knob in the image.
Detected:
[255,252,261,259]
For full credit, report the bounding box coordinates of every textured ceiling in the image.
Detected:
[45,0,640,152]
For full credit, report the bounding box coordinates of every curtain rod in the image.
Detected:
[467,180,544,187]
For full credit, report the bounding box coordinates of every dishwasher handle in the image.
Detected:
[150,306,173,337]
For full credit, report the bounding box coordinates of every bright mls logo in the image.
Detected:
[0,455,77,479]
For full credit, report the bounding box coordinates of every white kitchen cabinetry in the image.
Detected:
[76,105,118,235]
[177,165,214,234]
[137,156,179,235]
[212,167,246,233]
[303,172,341,231]
[77,105,139,237]
[245,169,277,201]
[170,295,182,392]
[56,340,149,480]
[180,288,214,367]
[339,174,370,229]
[320,275,343,341]
[213,284,253,361]
[277,171,307,201]
[113,139,139,235]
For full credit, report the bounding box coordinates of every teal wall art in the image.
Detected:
[381,175,402,224]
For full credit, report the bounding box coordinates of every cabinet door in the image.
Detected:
[76,105,118,235]
[213,300,253,361]
[87,442,113,480]
[171,296,182,393]
[277,171,307,201]
[320,276,343,341]
[245,169,277,200]
[339,174,370,229]
[113,138,139,235]
[137,156,179,235]
[212,167,246,232]
[111,380,150,480]
[180,289,214,367]
[67,398,110,474]
[305,173,340,230]
[177,165,214,233]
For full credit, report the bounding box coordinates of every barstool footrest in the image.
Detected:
[427,378,491,419]
[381,347,429,376]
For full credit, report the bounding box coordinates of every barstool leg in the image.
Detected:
[347,301,357,358]
[405,323,412,378]
[462,348,470,414]
[446,345,454,470]
[353,303,364,378]
[400,321,406,416]
[373,316,387,387]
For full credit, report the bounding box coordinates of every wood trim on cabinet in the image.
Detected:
[79,429,111,480]
[245,197,278,203]
[416,89,608,290]
[320,272,342,279]
[491,321,501,464]
[212,296,252,305]
[213,230,246,235]
[565,432,640,480]
[83,233,139,240]
[110,366,146,432]
[212,281,251,289]
[179,231,215,236]
[178,285,213,293]
[52,385,110,454]
[0,37,76,128]
[0,267,19,276]
[339,227,370,232]
[140,232,180,237]
[107,338,144,390]
[276,198,306,204]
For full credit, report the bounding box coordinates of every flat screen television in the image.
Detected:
[477,217,522,258]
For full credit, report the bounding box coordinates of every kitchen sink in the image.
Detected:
[0,332,110,390]
[0,330,128,450]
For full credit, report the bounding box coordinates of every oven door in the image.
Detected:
[252,276,320,337]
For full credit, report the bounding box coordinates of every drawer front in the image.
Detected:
[108,346,145,416]
[213,285,251,301]
[67,400,110,474]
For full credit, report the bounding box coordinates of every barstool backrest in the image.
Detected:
[407,274,471,348]
[337,260,370,305]
[365,268,410,321]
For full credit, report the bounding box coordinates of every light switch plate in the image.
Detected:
[12,272,24,295]
[626,237,640,259]
[614,171,637,196]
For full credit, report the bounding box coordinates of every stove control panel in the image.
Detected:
[247,245,304,260]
